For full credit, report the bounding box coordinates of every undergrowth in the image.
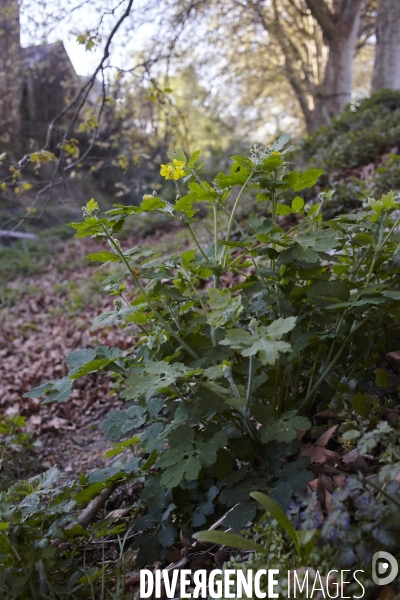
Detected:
[1,134,400,597]
[299,89,400,215]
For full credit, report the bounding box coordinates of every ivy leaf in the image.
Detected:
[261,414,311,443]
[207,288,243,327]
[252,403,273,425]
[132,529,162,569]
[270,482,293,510]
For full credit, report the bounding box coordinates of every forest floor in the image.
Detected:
[0,222,193,477]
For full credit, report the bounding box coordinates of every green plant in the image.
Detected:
[25,137,400,565]
[0,468,79,599]
[0,462,141,599]
[194,492,318,564]
[0,416,36,491]
[302,89,400,173]
[296,90,400,214]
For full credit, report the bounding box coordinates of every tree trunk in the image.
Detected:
[0,0,22,152]
[312,29,359,127]
[371,0,400,92]
[307,0,363,129]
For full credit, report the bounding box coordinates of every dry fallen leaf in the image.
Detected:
[301,425,339,466]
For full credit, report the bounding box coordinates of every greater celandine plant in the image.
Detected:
[26,136,400,564]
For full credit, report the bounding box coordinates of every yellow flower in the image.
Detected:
[160,159,186,180]
[172,159,186,179]
[271,151,281,156]
[172,166,185,179]
[143,194,152,199]
[160,163,174,179]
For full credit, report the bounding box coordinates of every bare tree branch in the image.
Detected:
[304,0,334,41]
[1,0,135,237]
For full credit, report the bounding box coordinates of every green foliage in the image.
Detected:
[207,434,400,598]
[26,135,400,566]
[194,492,318,563]
[303,90,400,172]
[0,449,142,598]
[0,468,78,599]
[301,89,400,208]
[0,238,53,283]
[0,416,35,490]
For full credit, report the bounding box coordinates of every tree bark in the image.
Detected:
[0,0,22,151]
[306,0,363,129]
[371,0,400,92]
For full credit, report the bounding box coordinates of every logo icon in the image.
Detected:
[372,551,398,585]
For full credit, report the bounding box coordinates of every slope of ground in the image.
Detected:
[0,220,193,475]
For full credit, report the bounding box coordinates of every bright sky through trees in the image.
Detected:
[19,0,154,76]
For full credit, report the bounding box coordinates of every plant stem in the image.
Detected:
[213,203,219,262]
[119,293,148,336]
[220,204,246,236]
[365,254,377,287]
[300,316,373,411]
[306,345,321,396]
[167,304,181,329]
[178,267,207,315]
[186,223,209,261]
[245,355,254,413]
[365,215,400,287]
[270,171,278,270]
[223,369,240,398]
[222,172,253,266]
[380,215,400,249]
[273,357,281,413]
[102,227,199,360]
